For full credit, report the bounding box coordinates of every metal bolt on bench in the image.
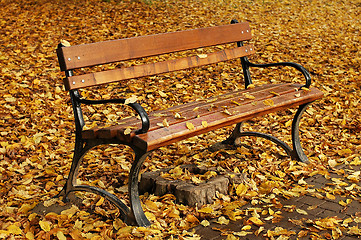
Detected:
[55,20,323,227]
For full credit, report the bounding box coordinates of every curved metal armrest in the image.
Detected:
[246,58,311,88]
[78,98,150,134]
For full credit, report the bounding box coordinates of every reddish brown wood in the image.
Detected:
[135,87,323,151]
[81,84,323,152]
[82,83,286,139]
[58,22,252,71]
[64,45,254,90]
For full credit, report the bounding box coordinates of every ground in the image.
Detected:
[0,0,360,239]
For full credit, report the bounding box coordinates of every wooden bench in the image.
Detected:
[56,20,323,227]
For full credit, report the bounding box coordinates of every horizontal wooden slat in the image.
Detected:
[65,45,254,90]
[57,22,252,71]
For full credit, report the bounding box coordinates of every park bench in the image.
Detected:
[56,20,323,227]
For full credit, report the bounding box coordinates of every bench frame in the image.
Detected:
[56,20,322,227]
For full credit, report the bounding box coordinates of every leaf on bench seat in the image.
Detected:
[197,54,208,59]
[124,127,134,135]
[174,112,185,119]
[186,122,195,130]
[243,93,255,100]
[202,121,208,127]
[223,109,233,115]
[263,99,274,106]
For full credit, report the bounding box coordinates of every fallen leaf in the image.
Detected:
[197,54,208,58]
[186,122,195,130]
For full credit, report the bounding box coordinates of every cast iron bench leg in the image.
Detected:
[291,103,312,163]
[56,138,132,224]
[128,150,152,227]
[224,103,313,162]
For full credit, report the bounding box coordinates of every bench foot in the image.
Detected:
[57,138,151,226]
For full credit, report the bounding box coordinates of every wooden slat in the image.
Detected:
[135,87,323,151]
[64,45,254,90]
[57,22,252,71]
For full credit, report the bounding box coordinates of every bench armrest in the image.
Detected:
[78,98,150,134]
[246,59,312,88]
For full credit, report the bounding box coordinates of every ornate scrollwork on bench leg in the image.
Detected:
[224,103,313,163]
[291,103,312,163]
[56,138,131,224]
[224,122,293,157]
[128,150,152,227]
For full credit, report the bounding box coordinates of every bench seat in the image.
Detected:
[82,83,323,151]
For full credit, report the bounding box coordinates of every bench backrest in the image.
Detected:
[57,21,254,91]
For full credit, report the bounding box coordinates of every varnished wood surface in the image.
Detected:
[64,45,254,90]
[58,22,252,71]
[81,84,324,151]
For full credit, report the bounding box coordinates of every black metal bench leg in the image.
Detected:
[224,122,294,157]
[291,103,312,163]
[56,138,91,199]
[128,150,151,227]
[56,138,131,223]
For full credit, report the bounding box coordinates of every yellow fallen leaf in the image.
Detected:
[296,208,308,215]
[243,93,255,99]
[162,118,169,127]
[198,206,213,214]
[185,214,199,224]
[56,231,67,240]
[263,99,274,106]
[236,183,248,196]
[96,197,105,206]
[145,200,158,211]
[247,84,255,89]
[39,220,51,232]
[7,224,22,235]
[124,95,137,105]
[174,112,185,119]
[201,121,208,127]
[223,109,232,115]
[234,231,252,237]
[216,216,229,225]
[124,127,132,135]
[118,226,133,234]
[231,100,241,105]
[60,39,71,47]
[270,91,280,96]
[191,176,202,184]
[326,192,336,200]
[197,54,208,59]
[241,225,252,231]
[200,220,210,227]
[26,231,35,240]
[186,122,195,130]
[158,90,167,97]
[248,217,264,226]
[328,159,337,168]
[113,218,123,231]
[350,157,361,166]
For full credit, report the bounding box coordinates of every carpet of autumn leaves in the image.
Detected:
[0,0,360,239]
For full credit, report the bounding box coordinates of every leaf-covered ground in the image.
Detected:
[0,0,360,239]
